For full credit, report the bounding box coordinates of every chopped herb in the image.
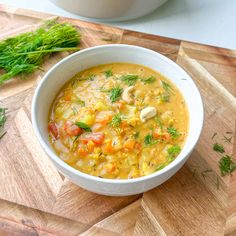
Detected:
[211,132,217,140]
[167,127,181,139]
[226,131,233,134]
[0,19,81,85]
[216,176,220,190]
[201,169,213,179]
[161,80,174,95]
[77,98,85,106]
[144,134,157,146]
[101,38,112,42]
[75,122,91,132]
[109,87,123,103]
[222,135,232,144]
[141,76,156,84]
[213,143,225,153]
[0,107,7,139]
[110,114,122,127]
[119,74,139,86]
[158,93,170,102]
[154,116,163,131]
[219,155,236,176]
[104,70,113,78]
[167,145,181,158]
[73,134,80,143]
[133,131,140,139]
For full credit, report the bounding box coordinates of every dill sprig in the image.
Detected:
[109,87,123,103]
[161,80,174,94]
[119,74,139,86]
[213,143,225,153]
[110,114,122,127]
[75,122,91,132]
[141,76,156,84]
[167,127,181,139]
[144,134,157,146]
[219,155,236,176]
[0,19,81,85]
[104,70,113,78]
[0,107,7,139]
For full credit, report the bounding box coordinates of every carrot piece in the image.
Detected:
[96,115,112,125]
[77,145,88,157]
[92,123,103,132]
[64,93,71,101]
[80,132,105,145]
[103,140,114,153]
[116,101,125,109]
[123,139,136,150]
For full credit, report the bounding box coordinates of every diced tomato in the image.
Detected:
[63,121,82,136]
[80,132,105,145]
[48,122,59,139]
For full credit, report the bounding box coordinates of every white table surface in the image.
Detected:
[0,0,235,50]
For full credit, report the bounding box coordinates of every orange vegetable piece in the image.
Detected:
[103,140,114,154]
[80,132,105,145]
[123,139,136,150]
[105,163,116,173]
[77,145,88,157]
[87,140,95,152]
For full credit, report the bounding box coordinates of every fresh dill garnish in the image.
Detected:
[0,19,81,85]
[167,145,181,158]
[119,74,139,86]
[144,134,157,146]
[133,131,140,139]
[157,93,170,102]
[141,76,156,84]
[110,114,122,127]
[109,87,123,103]
[104,70,113,78]
[154,116,163,131]
[201,169,213,179]
[219,155,236,176]
[75,122,91,132]
[161,80,174,94]
[222,135,232,144]
[0,107,7,139]
[167,127,181,139]
[77,98,85,106]
[211,132,217,140]
[213,143,225,153]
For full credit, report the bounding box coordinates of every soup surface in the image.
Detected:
[48,63,188,179]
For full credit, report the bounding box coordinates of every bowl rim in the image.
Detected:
[31,44,204,184]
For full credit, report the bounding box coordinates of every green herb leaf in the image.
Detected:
[104,70,113,78]
[75,122,91,132]
[0,19,81,85]
[110,87,123,103]
[110,114,122,127]
[219,155,236,176]
[157,93,170,102]
[167,145,181,158]
[119,74,139,86]
[213,143,225,153]
[144,134,157,146]
[167,127,181,139]
[141,76,156,84]
[161,80,174,95]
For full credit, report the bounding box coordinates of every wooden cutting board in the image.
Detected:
[0,4,235,236]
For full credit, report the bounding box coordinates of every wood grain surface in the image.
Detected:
[0,4,235,236]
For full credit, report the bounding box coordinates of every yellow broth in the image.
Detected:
[48,63,189,179]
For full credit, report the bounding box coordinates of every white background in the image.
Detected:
[0,0,235,50]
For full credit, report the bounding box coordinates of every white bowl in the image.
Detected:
[32,44,204,196]
[49,0,168,21]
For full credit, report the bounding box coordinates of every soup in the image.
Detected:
[48,63,189,179]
